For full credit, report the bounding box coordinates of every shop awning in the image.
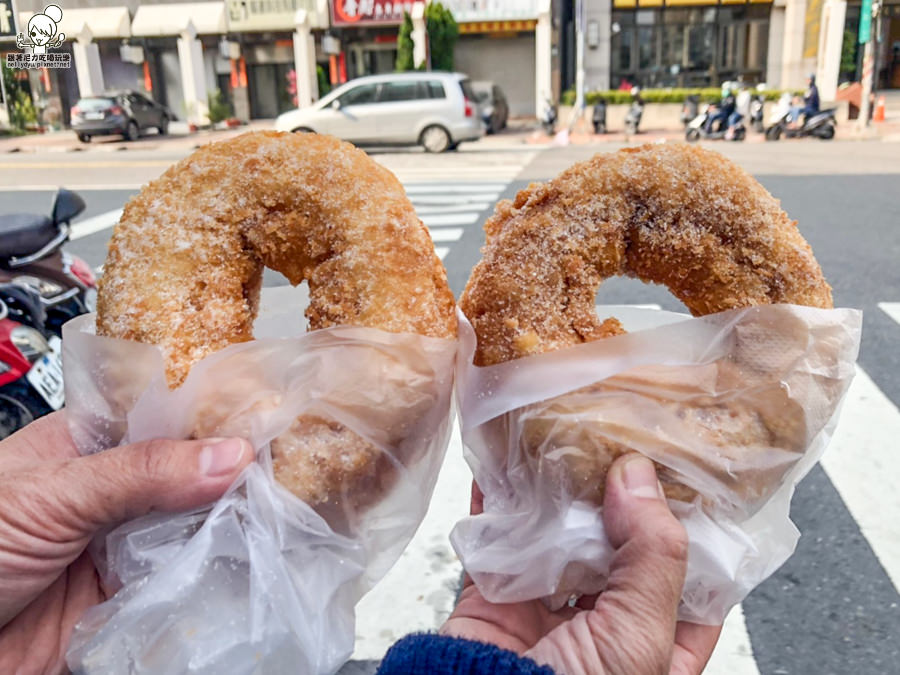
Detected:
[131,2,227,37]
[18,7,131,39]
[459,20,537,34]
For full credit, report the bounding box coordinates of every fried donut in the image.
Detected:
[97,130,456,507]
[460,143,831,506]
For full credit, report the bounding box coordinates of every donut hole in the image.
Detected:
[593,277,690,315]
[254,279,310,338]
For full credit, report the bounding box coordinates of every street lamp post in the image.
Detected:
[857,0,881,130]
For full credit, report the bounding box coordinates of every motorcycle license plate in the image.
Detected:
[26,336,64,410]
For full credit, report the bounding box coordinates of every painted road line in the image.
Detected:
[434,246,449,260]
[413,203,492,214]
[820,365,900,590]
[427,228,464,243]
[421,213,480,227]
[0,160,170,169]
[408,194,501,205]
[70,208,123,240]
[705,605,761,675]
[403,184,507,194]
[0,184,145,191]
[352,422,471,660]
[878,302,900,326]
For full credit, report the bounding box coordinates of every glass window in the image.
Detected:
[638,26,656,69]
[423,81,446,99]
[612,26,635,73]
[379,81,421,102]
[663,24,686,68]
[338,84,378,106]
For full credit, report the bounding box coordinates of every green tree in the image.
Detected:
[396,12,414,71]
[840,29,858,77]
[2,61,36,131]
[426,2,459,71]
[206,88,232,124]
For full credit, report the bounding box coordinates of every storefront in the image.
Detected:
[608,0,772,89]
[328,0,411,80]
[843,0,900,88]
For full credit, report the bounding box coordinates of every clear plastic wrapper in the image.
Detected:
[62,297,456,674]
[451,305,861,624]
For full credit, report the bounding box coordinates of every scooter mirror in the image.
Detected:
[51,188,86,226]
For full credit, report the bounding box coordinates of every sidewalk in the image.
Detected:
[0,119,275,154]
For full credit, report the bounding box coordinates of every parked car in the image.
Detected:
[70,90,173,143]
[274,72,483,153]
[471,81,509,134]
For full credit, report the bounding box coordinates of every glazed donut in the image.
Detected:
[97,131,456,507]
[460,143,831,506]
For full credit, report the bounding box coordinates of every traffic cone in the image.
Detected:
[873,95,886,122]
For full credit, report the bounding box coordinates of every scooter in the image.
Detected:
[0,188,97,336]
[624,96,644,135]
[680,95,700,127]
[592,99,607,134]
[749,95,765,133]
[685,105,746,142]
[0,294,63,438]
[765,108,836,141]
[541,98,558,135]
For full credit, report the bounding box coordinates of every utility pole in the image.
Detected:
[574,0,585,114]
[858,0,880,129]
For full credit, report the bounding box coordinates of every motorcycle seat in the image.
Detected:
[0,213,58,261]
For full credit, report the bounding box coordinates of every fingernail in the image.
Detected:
[199,438,250,477]
[620,455,663,500]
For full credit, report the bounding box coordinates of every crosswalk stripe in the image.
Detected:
[422,213,479,227]
[408,194,501,205]
[434,246,449,260]
[352,423,470,661]
[878,302,900,326]
[404,184,507,194]
[706,605,760,675]
[820,366,900,590]
[70,208,122,240]
[413,203,492,214]
[428,228,464,243]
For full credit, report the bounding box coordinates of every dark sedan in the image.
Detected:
[70,91,173,143]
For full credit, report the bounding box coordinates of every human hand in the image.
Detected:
[441,454,721,675]
[0,412,253,674]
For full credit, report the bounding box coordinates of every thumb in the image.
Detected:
[589,454,689,672]
[45,437,254,535]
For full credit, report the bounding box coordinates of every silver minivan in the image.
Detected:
[274,72,483,152]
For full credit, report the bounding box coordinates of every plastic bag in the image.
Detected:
[62,296,457,674]
[451,304,861,624]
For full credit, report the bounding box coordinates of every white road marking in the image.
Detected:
[427,228,464,243]
[352,423,471,660]
[70,208,123,240]
[404,184,507,194]
[0,184,144,191]
[422,213,479,227]
[413,203,492,214]
[409,194,501,205]
[434,246,449,260]
[877,302,900,326]
[821,366,900,590]
[705,605,760,675]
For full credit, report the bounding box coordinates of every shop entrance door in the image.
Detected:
[249,63,294,119]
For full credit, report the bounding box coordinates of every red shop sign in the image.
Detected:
[331,0,416,26]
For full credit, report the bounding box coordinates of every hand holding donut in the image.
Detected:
[0,413,252,673]
[441,455,720,675]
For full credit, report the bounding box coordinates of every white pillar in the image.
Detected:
[781,0,809,91]
[177,21,209,125]
[535,0,552,118]
[411,2,427,69]
[816,0,847,101]
[293,9,318,107]
[767,1,786,87]
[72,25,104,98]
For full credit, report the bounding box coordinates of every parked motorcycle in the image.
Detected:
[0,292,63,438]
[624,88,644,135]
[541,98,558,135]
[680,94,700,127]
[765,108,836,141]
[685,105,747,142]
[749,94,765,133]
[0,188,97,336]
[592,99,607,134]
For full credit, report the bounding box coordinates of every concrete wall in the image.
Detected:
[583,0,612,91]
[454,34,536,117]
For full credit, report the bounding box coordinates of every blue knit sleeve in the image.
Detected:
[375,633,557,675]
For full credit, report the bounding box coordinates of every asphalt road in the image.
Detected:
[0,138,898,674]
